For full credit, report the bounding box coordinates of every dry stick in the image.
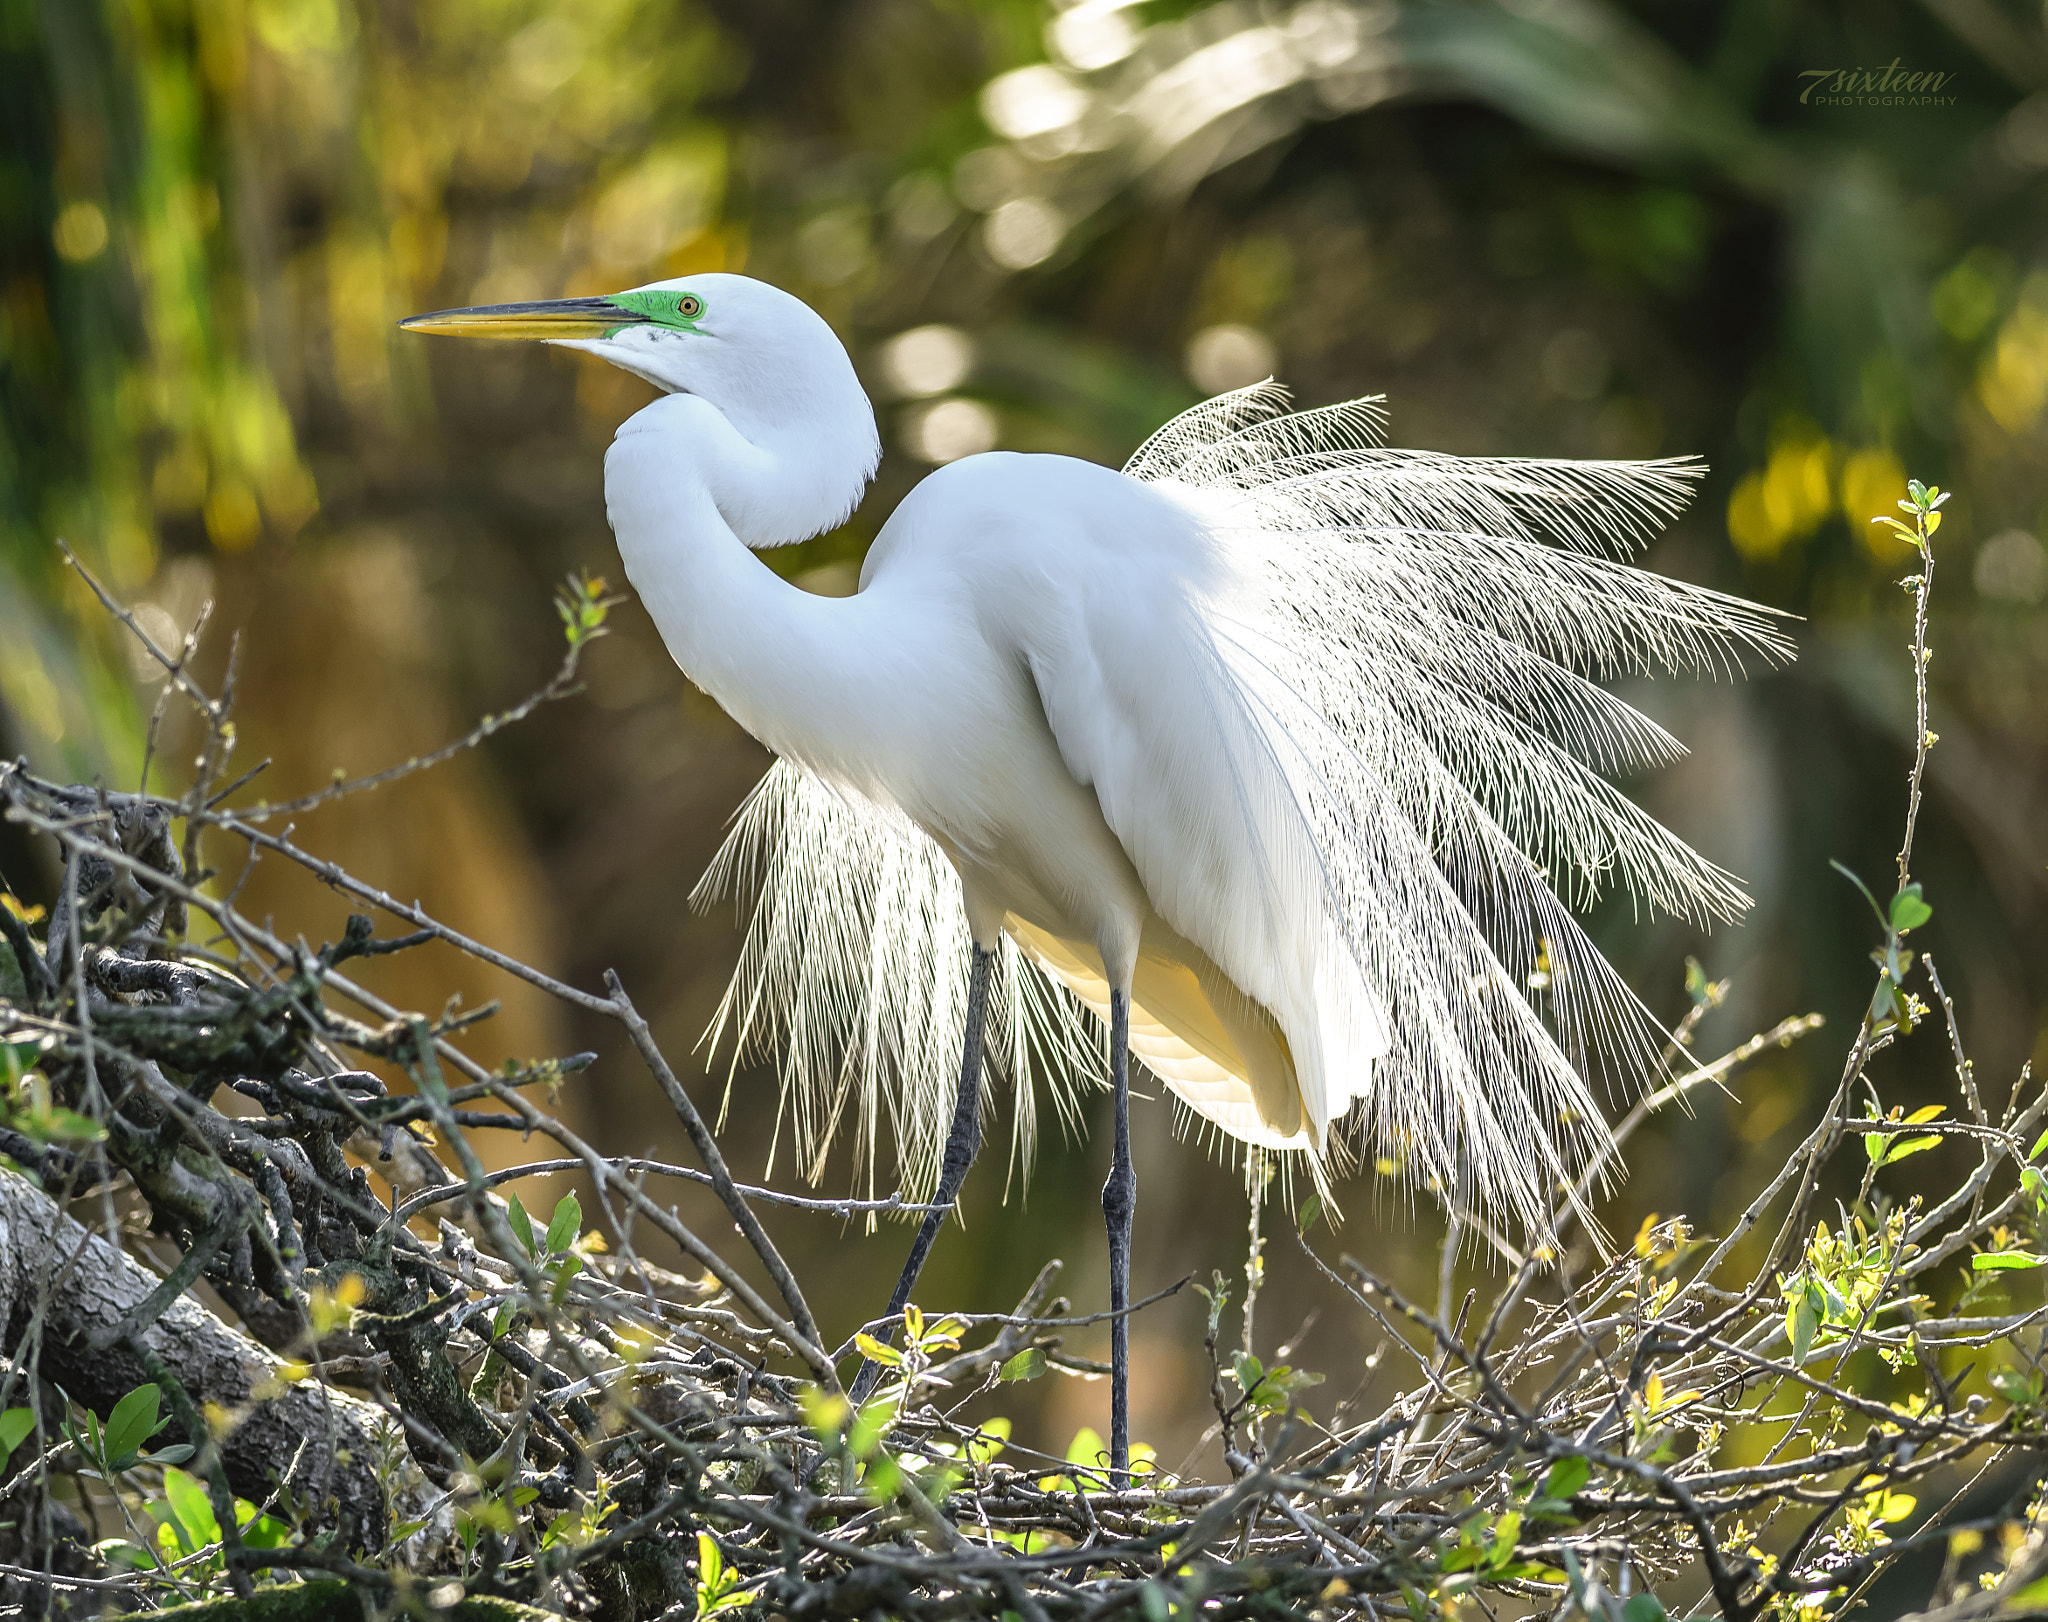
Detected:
[216,813,617,1014]
[1900,1077,2048,1277]
[391,1156,942,1226]
[1669,501,1943,1352]
[179,578,620,828]
[1896,519,1936,894]
[604,970,825,1373]
[1762,514,1937,1262]
[59,542,222,738]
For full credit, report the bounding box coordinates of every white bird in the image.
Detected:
[403,274,1787,1474]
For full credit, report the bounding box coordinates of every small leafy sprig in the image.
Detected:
[470,1191,587,1404]
[816,1304,970,1507]
[694,1529,750,1619]
[64,1383,191,1480]
[1872,478,1948,555]
[555,571,624,653]
[1831,862,1933,1032]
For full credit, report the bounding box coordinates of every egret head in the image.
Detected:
[402,272,875,448]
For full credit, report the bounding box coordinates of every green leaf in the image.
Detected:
[999,1348,1047,1382]
[1973,1252,2048,1271]
[696,1527,724,1592]
[859,1453,902,1504]
[91,1537,157,1572]
[1622,1595,1667,1622]
[800,1388,849,1443]
[1990,1366,2039,1402]
[1789,1294,1819,1363]
[1487,1509,1522,1562]
[1232,1351,1264,1392]
[854,1333,902,1368]
[1879,1134,1941,1167]
[0,1407,35,1469]
[36,1107,106,1144]
[505,1194,537,1257]
[1542,1455,1590,1501]
[1863,1132,1888,1165]
[161,1467,221,1550]
[1296,1193,1323,1234]
[545,1193,582,1257]
[102,1384,162,1469]
[1830,859,1886,929]
[1249,1364,1324,1411]
[849,1396,898,1459]
[967,1418,1011,1464]
[1065,1425,1105,1470]
[1890,885,1932,932]
[239,1508,292,1550]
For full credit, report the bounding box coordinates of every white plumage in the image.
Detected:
[694,372,1787,1234]
[402,272,1786,1462]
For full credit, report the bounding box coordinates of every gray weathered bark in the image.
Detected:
[0,1172,410,1545]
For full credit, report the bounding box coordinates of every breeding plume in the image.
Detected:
[403,274,1787,1474]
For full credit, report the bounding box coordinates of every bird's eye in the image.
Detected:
[676,293,704,320]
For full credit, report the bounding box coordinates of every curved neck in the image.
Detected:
[604,392,873,766]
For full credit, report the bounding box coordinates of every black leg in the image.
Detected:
[851,945,993,1404]
[1103,989,1134,1484]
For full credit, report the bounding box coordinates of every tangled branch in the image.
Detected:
[1,492,2044,1620]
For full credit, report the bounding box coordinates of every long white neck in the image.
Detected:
[602,391,881,773]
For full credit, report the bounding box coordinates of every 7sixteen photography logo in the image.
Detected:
[1800,59,1955,106]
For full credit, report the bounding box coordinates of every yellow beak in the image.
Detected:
[399,297,647,341]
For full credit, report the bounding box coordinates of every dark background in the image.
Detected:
[3,0,2045,1501]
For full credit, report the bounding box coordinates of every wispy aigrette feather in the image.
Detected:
[696,382,1790,1234]
[696,771,1102,1206]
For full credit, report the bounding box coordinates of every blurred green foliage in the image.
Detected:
[3,0,2046,1466]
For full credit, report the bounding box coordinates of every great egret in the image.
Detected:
[402,274,1786,1475]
